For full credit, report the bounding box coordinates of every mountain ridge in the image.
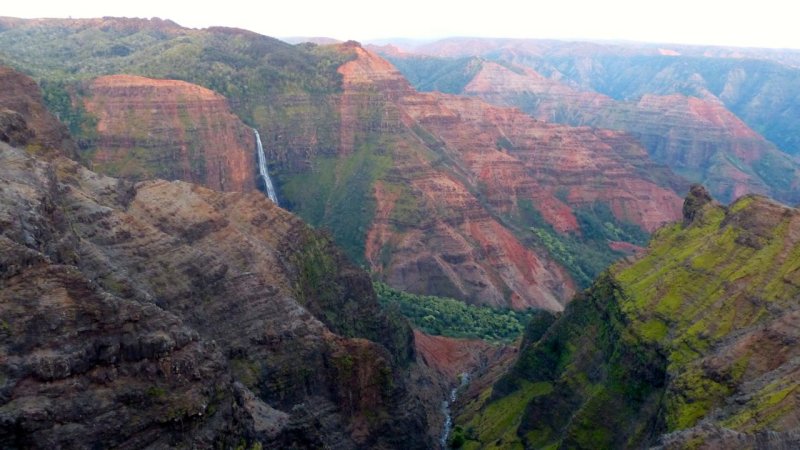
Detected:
[454,186,800,448]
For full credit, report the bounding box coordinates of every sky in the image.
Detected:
[4,0,800,49]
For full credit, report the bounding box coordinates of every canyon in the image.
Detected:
[1,19,799,450]
[0,19,688,309]
[283,44,684,308]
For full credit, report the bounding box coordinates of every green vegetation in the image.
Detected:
[281,138,393,265]
[145,385,167,399]
[455,271,666,449]
[374,282,536,343]
[291,232,415,367]
[38,79,98,151]
[517,198,648,287]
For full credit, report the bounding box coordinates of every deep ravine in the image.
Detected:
[440,372,470,448]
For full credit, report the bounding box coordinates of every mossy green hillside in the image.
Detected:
[456,191,800,448]
[459,273,666,450]
[281,137,393,265]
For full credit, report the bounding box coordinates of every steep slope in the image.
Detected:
[455,186,800,449]
[386,55,800,204]
[283,44,684,308]
[532,53,800,158]
[0,69,438,447]
[0,66,75,157]
[464,61,800,204]
[81,74,257,191]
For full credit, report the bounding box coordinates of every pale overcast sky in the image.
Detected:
[4,0,799,49]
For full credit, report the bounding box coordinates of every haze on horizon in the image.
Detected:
[4,0,800,50]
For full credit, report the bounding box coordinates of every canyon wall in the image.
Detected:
[83,75,257,192]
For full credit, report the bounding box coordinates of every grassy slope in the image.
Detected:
[456,190,800,448]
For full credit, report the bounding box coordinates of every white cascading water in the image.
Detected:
[254,129,279,205]
[440,372,470,448]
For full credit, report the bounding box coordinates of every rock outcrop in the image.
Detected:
[82,75,257,192]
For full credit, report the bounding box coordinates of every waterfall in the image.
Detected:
[254,129,279,205]
[440,372,470,448]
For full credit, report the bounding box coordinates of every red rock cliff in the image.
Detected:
[83,75,257,192]
[332,46,684,310]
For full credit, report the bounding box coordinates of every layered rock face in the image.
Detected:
[0,71,437,447]
[384,41,800,205]
[0,66,75,157]
[82,75,257,192]
[314,45,682,309]
[334,47,571,309]
[456,187,800,448]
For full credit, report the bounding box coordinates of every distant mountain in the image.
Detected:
[281,36,343,45]
[455,185,800,448]
[380,38,800,204]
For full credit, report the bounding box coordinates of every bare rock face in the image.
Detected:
[655,424,800,450]
[82,75,257,192]
[0,138,433,448]
[328,46,683,310]
[0,66,75,157]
